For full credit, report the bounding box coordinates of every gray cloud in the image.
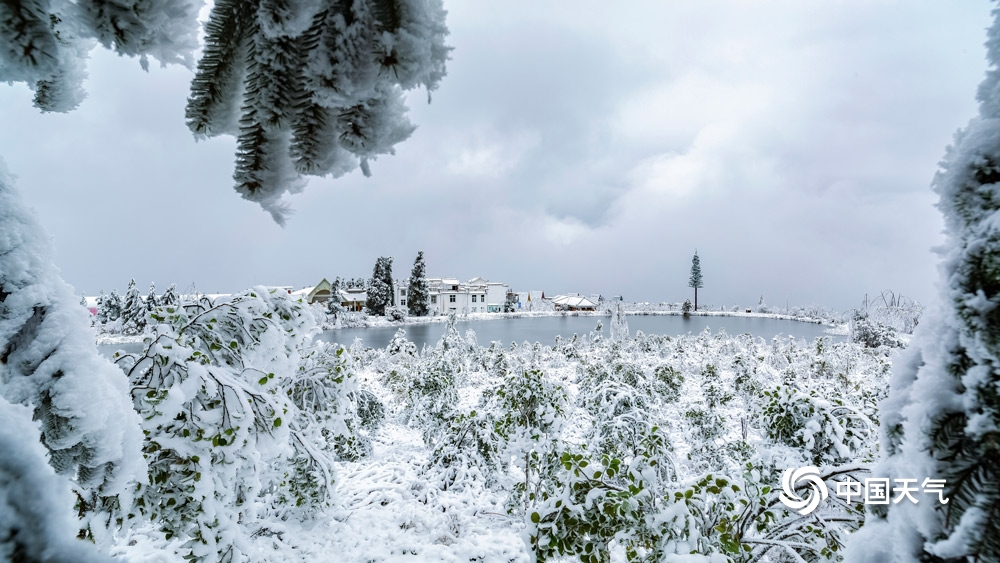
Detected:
[0,0,990,310]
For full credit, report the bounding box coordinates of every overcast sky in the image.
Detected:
[0,1,992,310]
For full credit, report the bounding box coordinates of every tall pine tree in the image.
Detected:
[160,283,180,308]
[407,251,430,317]
[145,282,158,313]
[688,251,703,312]
[121,279,146,336]
[367,256,395,316]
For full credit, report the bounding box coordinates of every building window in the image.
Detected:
[400,289,407,296]
[449,295,456,303]
[431,295,437,304]
[401,299,406,306]
[481,295,486,302]
[472,295,477,303]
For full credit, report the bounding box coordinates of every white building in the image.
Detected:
[396,276,509,315]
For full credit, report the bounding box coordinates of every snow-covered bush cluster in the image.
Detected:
[849,311,904,349]
[91,289,379,561]
[317,321,895,562]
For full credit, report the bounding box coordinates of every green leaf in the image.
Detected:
[274,417,282,428]
[259,376,269,385]
[531,512,540,524]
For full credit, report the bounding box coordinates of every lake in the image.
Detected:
[97,314,842,358]
[315,314,842,350]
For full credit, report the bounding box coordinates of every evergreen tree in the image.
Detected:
[103,289,122,322]
[688,251,703,312]
[407,250,430,317]
[121,279,146,335]
[160,283,180,308]
[0,167,143,562]
[80,294,88,308]
[185,0,450,224]
[145,282,158,313]
[845,10,1000,562]
[367,256,395,316]
[95,290,107,323]
[327,277,345,317]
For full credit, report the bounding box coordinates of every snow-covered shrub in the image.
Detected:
[683,407,728,461]
[653,364,685,403]
[113,288,319,561]
[526,429,668,562]
[353,389,385,431]
[849,311,903,349]
[659,463,865,561]
[731,353,764,400]
[486,367,567,505]
[700,364,733,409]
[583,378,660,461]
[385,305,407,322]
[402,347,461,443]
[427,409,503,490]
[682,299,692,315]
[386,327,418,357]
[863,290,923,334]
[759,385,876,465]
[282,343,365,519]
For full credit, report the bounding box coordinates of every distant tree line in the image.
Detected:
[90,281,181,334]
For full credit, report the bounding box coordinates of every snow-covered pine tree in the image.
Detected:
[104,289,122,322]
[367,256,395,316]
[0,0,201,112]
[407,250,430,316]
[185,0,450,223]
[845,9,1000,562]
[382,256,395,308]
[121,278,146,335]
[95,290,107,323]
[689,251,703,312]
[161,283,180,307]
[0,164,144,560]
[327,277,346,318]
[145,282,158,313]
